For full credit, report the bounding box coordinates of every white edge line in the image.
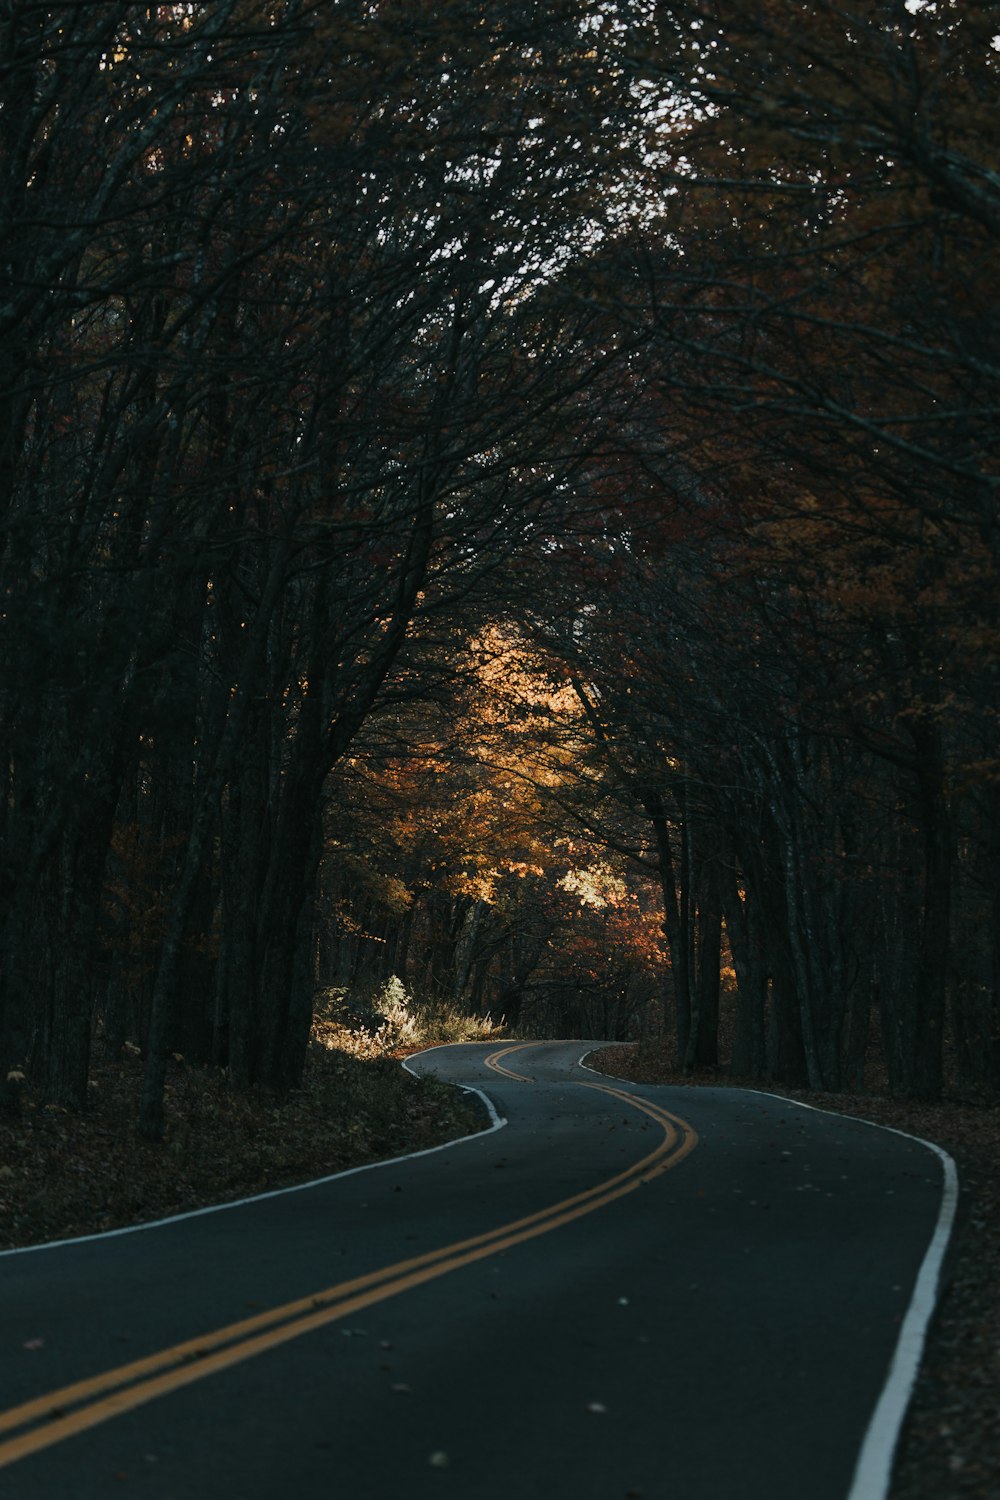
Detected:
[846,1139,958,1500]
[0,1046,506,1260]
[729,1088,959,1500]
[579,1050,959,1500]
[401,1044,505,1130]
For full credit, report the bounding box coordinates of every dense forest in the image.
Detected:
[2,0,998,1137]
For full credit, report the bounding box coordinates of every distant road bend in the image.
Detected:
[0,1040,956,1500]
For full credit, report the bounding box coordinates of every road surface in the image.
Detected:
[0,1041,955,1499]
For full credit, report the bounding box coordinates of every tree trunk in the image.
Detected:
[685,858,722,1071]
[726,863,768,1079]
[907,722,952,1101]
[988,787,1000,1094]
[643,788,691,1053]
[138,540,292,1137]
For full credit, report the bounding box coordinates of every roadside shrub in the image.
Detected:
[311,979,505,1057]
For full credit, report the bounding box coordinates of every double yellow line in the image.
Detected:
[0,1051,695,1472]
[484,1041,538,1080]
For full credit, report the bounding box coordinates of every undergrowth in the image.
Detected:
[0,978,499,1252]
[312,976,506,1058]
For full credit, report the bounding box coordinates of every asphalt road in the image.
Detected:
[0,1041,955,1500]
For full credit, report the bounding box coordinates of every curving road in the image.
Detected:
[0,1041,955,1499]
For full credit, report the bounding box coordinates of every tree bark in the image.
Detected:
[907,722,952,1101]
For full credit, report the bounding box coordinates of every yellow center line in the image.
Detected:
[0,1067,696,1472]
[484,1043,538,1080]
[578,1081,699,1179]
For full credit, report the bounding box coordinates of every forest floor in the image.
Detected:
[590,1037,1000,1500]
[1,1034,996,1499]
[0,1041,482,1254]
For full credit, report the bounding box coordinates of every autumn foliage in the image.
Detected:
[1,0,997,1135]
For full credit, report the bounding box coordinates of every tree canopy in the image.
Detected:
[2,0,997,1129]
